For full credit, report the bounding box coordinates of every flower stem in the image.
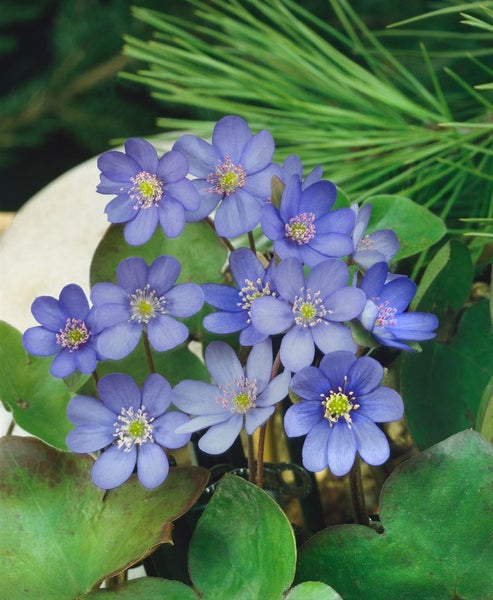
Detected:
[348,455,369,526]
[143,331,156,374]
[248,230,256,253]
[204,216,235,252]
[247,434,255,483]
[256,423,267,489]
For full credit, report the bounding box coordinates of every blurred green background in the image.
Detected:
[0,0,482,211]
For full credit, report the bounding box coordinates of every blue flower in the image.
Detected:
[250,257,366,372]
[91,255,204,360]
[96,138,200,245]
[172,339,291,454]
[284,351,404,476]
[279,154,323,189]
[22,284,101,378]
[350,203,399,271]
[261,174,355,266]
[66,373,191,489]
[202,247,277,346]
[358,262,438,350]
[173,115,280,238]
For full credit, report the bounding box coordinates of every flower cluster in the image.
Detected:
[23,115,438,489]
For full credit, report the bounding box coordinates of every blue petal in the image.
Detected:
[359,262,388,299]
[238,323,269,346]
[318,351,356,388]
[311,322,357,355]
[172,135,218,177]
[309,233,354,258]
[256,369,291,407]
[261,204,284,242]
[104,195,137,223]
[91,445,136,489]
[50,349,76,378]
[125,138,158,172]
[67,394,116,426]
[148,255,180,294]
[229,247,265,286]
[31,296,66,330]
[205,341,243,387]
[175,413,231,434]
[245,338,273,393]
[157,149,188,182]
[97,150,140,181]
[243,163,282,197]
[202,283,241,311]
[358,387,404,422]
[59,284,89,319]
[347,356,383,395]
[250,295,293,335]
[165,178,200,211]
[153,411,191,448]
[379,277,416,312]
[74,346,97,374]
[284,400,323,437]
[91,282,127,306]
[97,322,142,360]
[392,312,439,336]
[116,257,148,293]
[203,310,247,334]
[299,180,336,216]
[214,189,261,237]
[291,365,330,401]
[240,129,275,173]
[273,257,305,302]
[315,208,355,235]
[212,115,251,164]
[22,327,58,356]
[352,413,390,466]
[164,283,204,317]
[66,424,114,453]
[280,326,315,372]
[147,315,188,351]
[124,207,159,245]
[185,180,220,222]
[137,443,169,488]
[158,199,185,238]
[98,373,141,414]
[172,380,225,415]
[301,420,331,472]
[327,422,356,476]
[91,303,129,331]
[279,175,302,222]
[324,287,366,321]
[307,258,348,299]
[245,406,275,435]
[141,373,171,416]
[198,413,243,454]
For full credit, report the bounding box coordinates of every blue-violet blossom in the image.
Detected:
[172,339,291,454]
[358,262,438,350]
[202,247,277,346]
[261,174,355,266]
[23,284,101,378]
[279,154,323,189]
[250,257,366,372]
[91,255,204,360]
[285,350,404,476]
[350,203,399,271]
[66,373,191,489]
[173,115,280,238]
[96,137,200,245]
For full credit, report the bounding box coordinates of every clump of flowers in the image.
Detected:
[66,372,191,489]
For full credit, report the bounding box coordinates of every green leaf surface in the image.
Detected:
[476,376,493,443]
[284,581,343,599]
[400,300,493,448]
[410,240,474,323]
[0,436,209,599]
[83,577,198,598]
[363,195,446,260]
[0,321,72,449]
[189,474,296,599]
[296,430,493,599]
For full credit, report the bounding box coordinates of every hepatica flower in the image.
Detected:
[279,154,323,189]
[350,203,399,271]
[173,115,280,238]
[96,137,199,245]
[172,339,291,454]
[261,174,355,266]
[284,351,404,476]
[359,262,438,350]
[91,255,204,360]
[22,284,100,378]
[202,247,277,346]
[66,373,191,489]
[250,257,366,372]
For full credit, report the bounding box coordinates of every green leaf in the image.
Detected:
[189,474,296,599]
[285,581,343,599]
[83,577,198,598]
[0,436,209,599]
[400,300,493,448]
[0,321,72,449]
[90,221,228,287]
[410,240,474,323]
[476,376,493,443]
[363,195,446,260]
[296,430,493,599]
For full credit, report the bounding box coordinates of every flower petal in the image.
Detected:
[347,355,383,395]
[212,115,251,164]
[73,345,97,374]
[116,257,148,293]
[358,387,404,422]
[148,254,180,293]
[245,406,275,435]
[245,338,273,392]
[214,189,261,238]
[352,413,390,466]
[30,296,66,330]
[250,295,293,335]
[291,365,330,401]
[141,373,172,416]
[205,341,243,387]
[137,443,169,488]
[147,315,188,351]
[173,135,218,177]
[97,150,140,181]
[302,420,331,472]
[171,380,224,415]
[157,149,188,182]
[229,247,265,286]
[164,283,204,317]
[59,284,89,319]
[22,327,58,356]
[98,373,142,414]
[280,326,315,372]
[240,129,275,173]
[274,257,305,302]
[50,349,76,378]
[91,445,137,489]
[158,199,185,238]
[124,207,159,245]
[327,423,356,476]
[153,411,191,448]
[66,424,115,453]
[203,310,247,334]
[256,369,291,407]
[67,395,116,426]
[198,413,243,454]
[125,138,158,172]
[284,400,323,437]
[96,322,142,360]
[311,321,356,355]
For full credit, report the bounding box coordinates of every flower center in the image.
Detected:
[207,156,246,196]
[114,405,154,452]
[321,378,359,427]
[129,284,166,324]
[357,235,374,252]
[373,298,398,327]
[285,212,316,245]
[56,318,90,351]
[238,278,275,323]
[129,171,163,209]
[293,288,329,327]
[218,376,257,414]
